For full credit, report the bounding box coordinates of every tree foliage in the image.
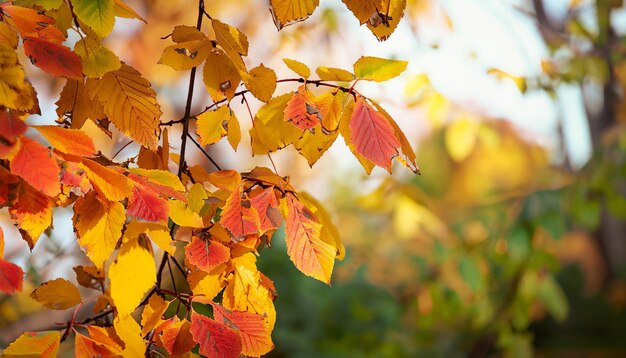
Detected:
[0,0,417,356]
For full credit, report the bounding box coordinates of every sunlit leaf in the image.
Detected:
[30,278,82,310]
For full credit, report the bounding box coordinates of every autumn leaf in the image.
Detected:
[127,183,169,223]
[353,56,408,82]
[160,318,196,356]
[242,64,277,102]
[250,187,282,232]
[250,94,301,154]
[73,192,126,268]
[341,0,407,41]
[284,85,321,131]
[269,0,319,30]
[185,236,230,272]
[10,137,60,197]
[141,294,169,336]
[56,79,106,129]
[348,97,400,172]
[80,159,133,201]
[114,315,146,356]
[196,105,230,146]
[212,303,274,357]
[9,182,53,248]
[190,312,243,358]
[316,66,355,82]
[3,331,60,357]
[89,64,162,150]
[75,332,122,358]
[74,36,121,78]
[283,58,310,78]
[71,0,115,38]
[0,4,64,42]
[109,237,156,317]
[159,39,211,71]
[0,259,23,293]
[0,112,27,145]
[203,48,241,102]
[34,125,97,156]
[30,278,82,310]
[23,37,83,79]
[283,193,336,283]
[168,199,203,228]
[220,185,261,240]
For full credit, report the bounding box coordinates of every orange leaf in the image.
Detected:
[348,97,400,172]
[220,186,260,240]
[2,331,60,357]
[9,182,52,249]
[127,184,169,223]
[160,318,196,356]
[23,37,82,79]
[250,187,281,233]
[212,303,274,357]
[190,312,242,358]
[283,193,335,283]
[75,332,121,358]
[284,85,321,131]
[185,236,230,272]
[35,126,96,156]
[0,4,64,43]
[10,137,60,197]
[81,159,133,201]
[0,259,23,293]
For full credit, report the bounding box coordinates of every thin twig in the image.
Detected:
[186,133,222,170]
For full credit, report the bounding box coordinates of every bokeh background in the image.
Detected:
[2,0,626,356]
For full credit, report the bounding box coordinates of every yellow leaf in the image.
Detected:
[223,253,276,330]
[127,168,185,192]
[487,68,527,93]
[109,235,156,317]
[30,278,82,310]
[227,107,241,151]
[74,192,126,268]
[250,94,301,154]
[445,116,480,162]
[188,268,228,301]
[367,0,407,41]
[141,294,169,336]
[187,183,208,214]
[171,25,207,43]
[89,64,162,150]
[81,159,133,201]
[283,58,310,78]
[114,0,145,22]
[313,90,348,132]
[293,126,339,166]
[353,56,408,82]
[196,106,229,146]
[168,199,203,228]
[124,220,175,256]
[315,66,354,82]
[74,36,121,78]
[0,45,37,112]
[212,19,249,57]
[114,315,146,356]
[72,0,115,38]
[3,331,60,357]
[9,183,52,248]
[242,63,277,102]
[159,39,211,71]
[202,48,241,102]
[269,0,319,30]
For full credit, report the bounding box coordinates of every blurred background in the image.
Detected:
[2,0,626,356]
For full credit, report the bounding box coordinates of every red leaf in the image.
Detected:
[10,137,60,197]
[0,4,64,43]
[127,185,168,223]
[348,97,400,171]
[190,312,242,358]
[212,303,274,357]
[250,187,281,233]
[0,112,27,144]
[23,37,82,79]
[220,186,260,240]
[284,85,321,130]
[185,236,230,272]
[0,259,24,294]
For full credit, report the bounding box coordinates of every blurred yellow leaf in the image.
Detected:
[444,116,479,162]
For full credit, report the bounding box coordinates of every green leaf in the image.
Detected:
[353,56,407,82]
[72,0,115,38]
[538,274,569,322]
